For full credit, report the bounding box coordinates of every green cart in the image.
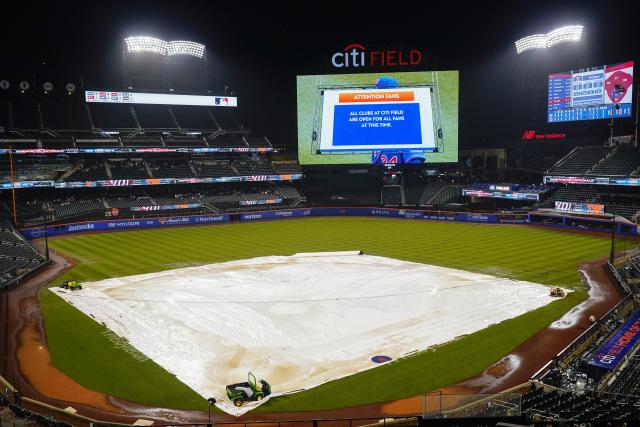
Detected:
[60,280,82,290]
[226,372,271,407]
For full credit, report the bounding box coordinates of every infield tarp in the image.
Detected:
[51,252,563,415]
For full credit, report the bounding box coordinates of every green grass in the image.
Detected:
[41,218,610,412]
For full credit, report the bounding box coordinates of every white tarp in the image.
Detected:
[52,252,563,415]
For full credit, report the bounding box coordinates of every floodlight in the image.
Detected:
[546,25,583,48]
[515,34,547,54]
[167,40,205,58]
[125,36,168,55]
[124,37,206,58]
[514,25,583,54]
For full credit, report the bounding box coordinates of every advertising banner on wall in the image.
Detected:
[589,312,640,369]
[20,206,636,240]
[86,91,238,107]
[1,174,303,190]
[544,176,640,187]
[462,188,541,201]
[20,214,229,239]
[554,201,605,215]
[0,147,271,155]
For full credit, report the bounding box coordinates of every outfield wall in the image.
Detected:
[19,214,230,239]
[18,207,637,239]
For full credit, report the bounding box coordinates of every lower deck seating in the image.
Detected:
[52,198,105,219]
[0,219,46,288]
[148,161,194,178]
[381,186,401,206]
[427,184,462,206]
[522,386,640,422]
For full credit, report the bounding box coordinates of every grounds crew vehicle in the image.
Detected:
[60,280,82,290]
[549,287,565,297]
[226,372,271,407]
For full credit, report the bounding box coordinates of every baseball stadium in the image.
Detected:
[1,2,640,426]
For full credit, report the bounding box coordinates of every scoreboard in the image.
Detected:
[548,61,633,123]
[296,71,459,165]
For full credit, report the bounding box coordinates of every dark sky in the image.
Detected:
[2,0,638,149]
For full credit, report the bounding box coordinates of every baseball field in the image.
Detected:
[39,217,611,413]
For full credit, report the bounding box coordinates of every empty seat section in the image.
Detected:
[134,105,176,129]
[41,94,91,130]
[109,159,149,179]
[10,96,41,130]
[172,106,217,129]
[89,104,137,129]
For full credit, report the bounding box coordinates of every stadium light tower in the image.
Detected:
[515,25,583,54]
[123,36,208,92]
[124,36,168,55]
[124,37,206,59]
[167,40,206,59]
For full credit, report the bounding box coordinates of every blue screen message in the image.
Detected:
[332,103,422,147]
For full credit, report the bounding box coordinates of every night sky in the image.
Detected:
[1,0,638,150]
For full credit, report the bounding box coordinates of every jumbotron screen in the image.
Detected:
[296,71,459,165]
[548,61,634,123]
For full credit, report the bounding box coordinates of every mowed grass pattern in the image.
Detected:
[41,218,610,412]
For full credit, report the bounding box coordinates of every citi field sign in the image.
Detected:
[331,44,423,68]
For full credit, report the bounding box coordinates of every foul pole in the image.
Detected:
[8,145,17,223]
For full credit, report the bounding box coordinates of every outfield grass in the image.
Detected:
[41,218,611,412]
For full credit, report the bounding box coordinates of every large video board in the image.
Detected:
[548,61,633,122]
[297,71,458,165]
[319,88,436,153]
